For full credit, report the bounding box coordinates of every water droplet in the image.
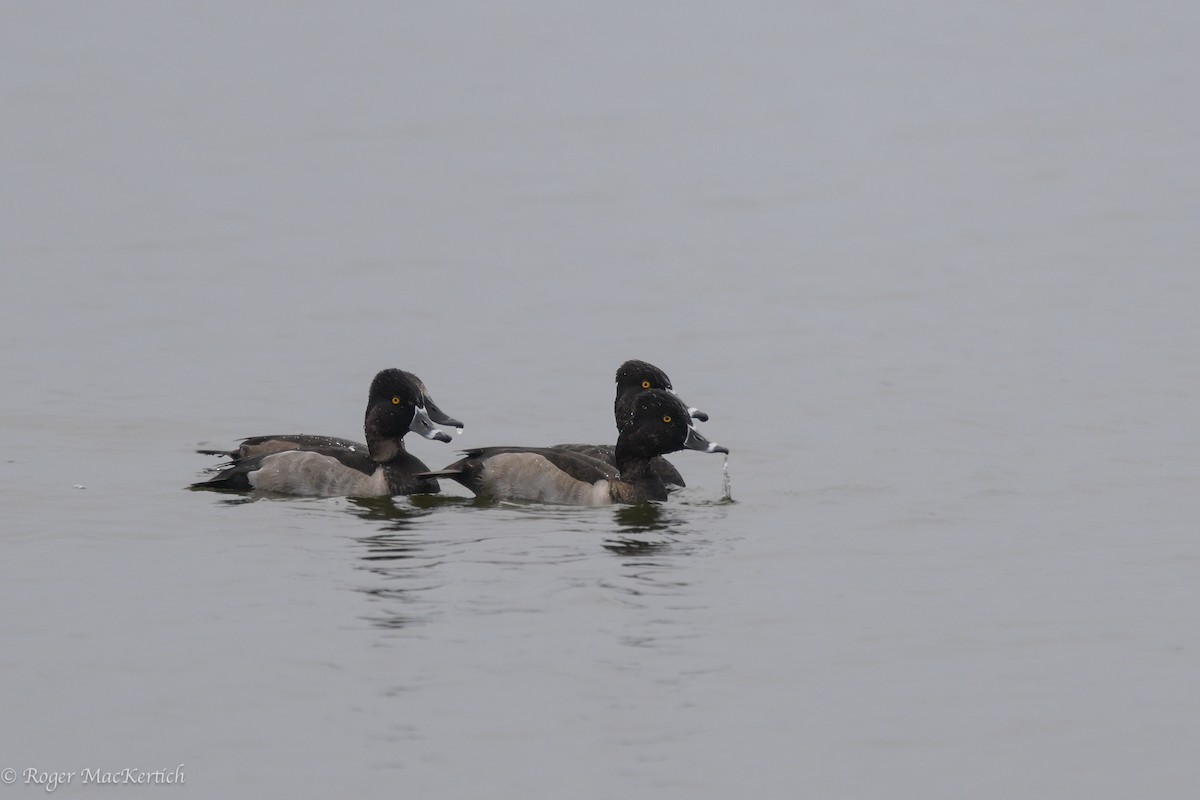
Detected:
[456,427,464,436]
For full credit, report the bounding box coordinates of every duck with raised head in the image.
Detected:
[191,369,461,497]
[554,360,708,489]
[421,390,727,505]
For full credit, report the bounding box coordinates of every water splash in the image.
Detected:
[722,455,732,501]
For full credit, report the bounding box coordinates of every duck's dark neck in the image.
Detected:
[368,435,409,464]
[613,443,668,502]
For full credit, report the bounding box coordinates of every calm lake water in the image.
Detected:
[3,3,1199,797]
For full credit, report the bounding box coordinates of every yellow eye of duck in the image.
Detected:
[662,414,672,423]
[391,396,402,405]
[641,380,651,389]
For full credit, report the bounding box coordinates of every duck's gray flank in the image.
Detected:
[248,450,391,495]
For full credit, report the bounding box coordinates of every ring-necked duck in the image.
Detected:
[420,390,727,505]
[554,360,708,489]
[191,369,461,497]
[196,373,461,460]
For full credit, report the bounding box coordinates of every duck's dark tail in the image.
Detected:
[189,465,252,491]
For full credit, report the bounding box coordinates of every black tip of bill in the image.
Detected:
[683,425,728,456]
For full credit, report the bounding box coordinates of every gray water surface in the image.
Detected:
[3,3,1199,798]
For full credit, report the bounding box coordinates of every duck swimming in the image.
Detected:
[196,372,460,461]
[554,360,708,490]
[191,369,461,497]
[420,390,727,505]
